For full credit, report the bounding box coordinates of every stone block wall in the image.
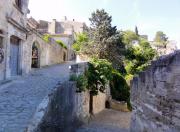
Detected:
[24,32,67,74]
[70,62,109,115]
[28,62,109,132]
[0,0,29,81]
[28,82,90,132]
[130,51,180,132]
[110,100,129,112]
[93,92,107,114]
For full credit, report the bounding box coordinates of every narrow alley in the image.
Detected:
[0,62,74,132]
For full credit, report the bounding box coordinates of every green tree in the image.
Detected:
[72,33,89,52]
[122,30,157,81]
[135,26,139,36]
[87,59,113,114]
[88,9,125,70]
[110,70,132,110]
[122,30,139,46]
[154,31,168,46]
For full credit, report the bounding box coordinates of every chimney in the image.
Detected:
[48,19,57,34]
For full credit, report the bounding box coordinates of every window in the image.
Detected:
[0,30,3,48]
[0,37,3,48]
[15,0,22,10]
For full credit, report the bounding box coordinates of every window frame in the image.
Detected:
[0,30,4,48]
[15,0,22,10]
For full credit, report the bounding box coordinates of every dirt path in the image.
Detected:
[76,109,131,132]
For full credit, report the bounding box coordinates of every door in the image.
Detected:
[10,37,20,76]
[31,43,40,68]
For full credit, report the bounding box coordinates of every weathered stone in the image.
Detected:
[0,0,68,83]
[131,51,180,132]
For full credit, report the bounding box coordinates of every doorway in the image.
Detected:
[10,36,20,76]
[63,52,66,61]
[31,43,40,68]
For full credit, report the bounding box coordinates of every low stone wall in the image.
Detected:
[110,100,129,112]
[93,91,107,114]
[27,62,110,132]
[130,51,180,132]
[70,62,110,115]
[27,82,90,132]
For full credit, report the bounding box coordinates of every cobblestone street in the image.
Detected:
[76,109,131,132]
[0,62,74,132]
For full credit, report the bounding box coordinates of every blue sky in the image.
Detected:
[28,0,180,47]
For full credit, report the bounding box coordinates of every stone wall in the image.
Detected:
[0,0,67,81]
[93,91,107,114]
[27,62,109,132]
[0,0,29,81]
[75,91,90,124]
[130,51,180,132]
[24,32,67,74]
[27,82,89,132]
[70,62,110,114]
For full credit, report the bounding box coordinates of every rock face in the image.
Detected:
[130,51,180,132]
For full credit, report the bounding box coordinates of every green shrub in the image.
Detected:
[69,74,88,92]
[76,74,88,92]
[72,33,89,52]
[69,74,78,81]
[87,58,113,95]
[72,43,81,52]
[110,70,132,110]
[43,34,51,43]
[56,40,67,49]
[125,74,134,85]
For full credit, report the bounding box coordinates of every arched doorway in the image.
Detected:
[105,101,110,109]
[63,52,66,61]
[31,42,40,68]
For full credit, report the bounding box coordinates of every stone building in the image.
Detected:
[0,0,30,81]
[0,0,67,83]
[150,40,178,56]
[36,17,86,60]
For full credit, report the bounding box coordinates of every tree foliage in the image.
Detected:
[154,31,168,46]
[123,30,157,79]
[110,70,131,110]
[73,9,125,70]
[87,58,113,95]
[72,33,89,52]
[89,9,125,69]
[122,30,139,46]
[56,40,67,49]
[43,34,51,43]
[135,26,139,36]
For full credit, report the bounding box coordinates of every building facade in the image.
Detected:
[150,40,178,56]
[0,0,67,82]
[36,18,86,60]
[0,0,29,81]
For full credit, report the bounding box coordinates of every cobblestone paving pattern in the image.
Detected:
[0,62,74,132]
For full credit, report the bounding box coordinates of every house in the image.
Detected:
[36,17,87,60]
[150,40,178,56]
[0,0,30,81]
[0,0,67,82]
